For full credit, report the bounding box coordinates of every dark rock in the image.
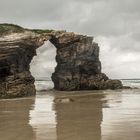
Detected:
[123,86,138,89]
[0,27,42,98]
[51,33,123,90]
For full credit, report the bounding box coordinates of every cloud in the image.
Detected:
[0,0,139,78]
[30,41,57,78]
[96,35,140,78]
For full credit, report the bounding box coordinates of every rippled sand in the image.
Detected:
[0,89,140,140]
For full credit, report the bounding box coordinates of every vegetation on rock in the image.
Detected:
[0,23,24,37]
[30,29,54,34]
[0,23,53,37]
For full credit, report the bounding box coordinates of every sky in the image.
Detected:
[0,0,140,79]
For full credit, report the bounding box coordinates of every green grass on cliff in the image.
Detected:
[0,23,24,37]
[30,29,54,34]
[0,23,54,37]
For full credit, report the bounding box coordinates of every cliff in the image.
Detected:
[0,24,122,98]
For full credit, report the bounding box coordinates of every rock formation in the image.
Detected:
[50,33,122,90]
[0,24,123,98]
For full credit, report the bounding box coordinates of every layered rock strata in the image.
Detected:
[50,32,122,90]
[0,24,122,98]
[0,31,41,98]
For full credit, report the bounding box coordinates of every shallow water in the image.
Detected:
[0,89,140,140]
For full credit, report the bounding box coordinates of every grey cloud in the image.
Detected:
[30,41,57,78]
[0,0,140,78]
[131,32,140,42]
[110,34,140,52]
[0,0,139,36]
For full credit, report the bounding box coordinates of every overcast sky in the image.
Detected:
[0,0,140,79]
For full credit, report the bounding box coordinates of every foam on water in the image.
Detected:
[35,78,140,91]
[121,79,140,88]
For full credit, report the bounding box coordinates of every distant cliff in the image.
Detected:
[0,24,123,98]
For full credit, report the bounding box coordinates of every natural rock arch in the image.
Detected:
[30,40,57,90]
[0,24,123,98]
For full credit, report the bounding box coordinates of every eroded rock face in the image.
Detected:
[50,32,123,90]
[0,31,43,98]
[0,24,123,98]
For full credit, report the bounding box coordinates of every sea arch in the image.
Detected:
[0,24,123,98]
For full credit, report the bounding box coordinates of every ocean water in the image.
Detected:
[35,79,54,91]
[121,79,140,88]
[35,79,140,91]
[0,79,140,140]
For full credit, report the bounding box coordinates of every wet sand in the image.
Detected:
[0,89,140,140]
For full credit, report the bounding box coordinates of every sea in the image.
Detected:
[35,78,140,91]
[121,79,140,88]
[0,79,140,140]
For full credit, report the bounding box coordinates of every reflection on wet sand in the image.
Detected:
[55,93,105,140]
[29,91,105,140]
[30,93,57,140]
[102,92,140,140]
[1,90,140,140]
[0,98,36,140]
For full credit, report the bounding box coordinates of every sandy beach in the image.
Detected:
[0,86,140,140]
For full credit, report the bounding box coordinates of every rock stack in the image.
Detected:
[50,32,122,90]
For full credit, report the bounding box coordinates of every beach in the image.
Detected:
[0,80,140,140]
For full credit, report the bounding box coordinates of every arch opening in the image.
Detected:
[30,40,57,91]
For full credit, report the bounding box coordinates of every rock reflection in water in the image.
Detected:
[1,90,140,140]
[0,97,36,140]
[29,93,57,140]
[29,92,105,140]
[54,93,105,140]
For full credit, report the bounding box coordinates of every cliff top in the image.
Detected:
[0,23,54,37]
[0,24,24,37]
[0,23,93,47]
